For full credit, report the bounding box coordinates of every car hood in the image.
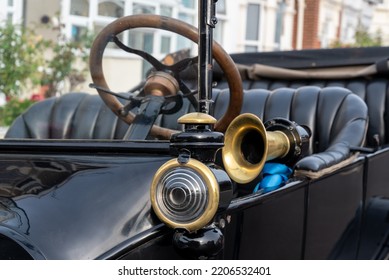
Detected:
[0,152,171,259]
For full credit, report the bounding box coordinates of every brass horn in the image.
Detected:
[222,113,310,184]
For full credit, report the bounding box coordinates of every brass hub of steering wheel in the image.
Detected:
[144,72,179,97]
[90,14,243,139]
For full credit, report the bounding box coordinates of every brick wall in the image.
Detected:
[303,0,322,49]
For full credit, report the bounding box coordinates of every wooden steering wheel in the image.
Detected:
[90,15,243,139]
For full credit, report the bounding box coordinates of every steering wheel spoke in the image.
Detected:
[112,35,166,71]
[90,15,243,140]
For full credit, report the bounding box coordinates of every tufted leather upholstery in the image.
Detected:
[5,87,368,177]
[211,86,368,175]
[5,93,130,139]
[216,77,389,148]
[5,92,194,139]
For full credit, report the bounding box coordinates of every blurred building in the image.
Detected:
[302,0,381,49]
[0,0,388,91]
[0,0,23,24]
[370,0,389,45]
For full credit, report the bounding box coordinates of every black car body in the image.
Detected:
[1,8,389,260]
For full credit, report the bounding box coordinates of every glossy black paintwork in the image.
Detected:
[197,0,216,113]
[0,140,172,259]
[173,226,224,259]
[365,148,389,200]
[228,181,307,259]
[304,159,364,259]
[0,140,388,259]
[170,128,224,162]
[358,148,389,259]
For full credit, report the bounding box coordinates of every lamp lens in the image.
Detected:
[155,167,208,223]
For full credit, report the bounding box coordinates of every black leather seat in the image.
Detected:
[217,77,388,148]
[5,93,130,139]
[5,87,368,178]
[212,86,368,177]
[4,92,193,139]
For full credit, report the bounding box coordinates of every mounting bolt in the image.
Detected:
[295,146,301,156]
[211,16,218,26]
[119,108,128,117]
[218,218,226,229]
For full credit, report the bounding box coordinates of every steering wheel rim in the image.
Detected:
[90,14,243,138]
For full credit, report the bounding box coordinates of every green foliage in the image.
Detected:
[0,98,36,126]
[331,25,382,48]
[0,20,94,99]
[0,19,94,125]
[354,27,382,47]
[0,23,44,97]
[40,24,94,97]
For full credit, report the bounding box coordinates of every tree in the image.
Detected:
[331,24,382,48]
[354,26,382,47]
[39,21,94,97]
[0,21,94,126]
[0,19,93,99]
[0,23,43,97]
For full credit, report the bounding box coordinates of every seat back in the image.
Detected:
[5,93,129,139]
[216,77,388,148]
[5,92,194,140]
[212,86,368,176]
[5,87,368,178]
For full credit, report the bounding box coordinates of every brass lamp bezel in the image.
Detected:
[150,158,220,232]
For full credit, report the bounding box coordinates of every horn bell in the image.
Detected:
[222,113,290,184]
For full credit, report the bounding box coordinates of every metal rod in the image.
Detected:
[198,0,217,115]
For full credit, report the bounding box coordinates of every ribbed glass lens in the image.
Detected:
[155,167,208,223]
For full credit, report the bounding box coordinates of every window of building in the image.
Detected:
[245,4,260,41]
[133,3,155,14]
[98,0,124,18]
[182,0,195,9]
[214,20,224,44]
[128,30,154,51]
[63,0,226,57]
[177,1,197,53]
[70,0,89,17]
[0,0,23,25]
[176,0,225,49]
[62,0,225,77]
[128,30,155,77]
[62,0,186,79]
[176,17,195,51]
[244,3,261,52]
[160,5,173,17]
[274,1,285,50]
[160,36,171,54]
[214,0,226,45]
[216,0,226,14]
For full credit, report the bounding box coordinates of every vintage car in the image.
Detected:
[1,3,389,260]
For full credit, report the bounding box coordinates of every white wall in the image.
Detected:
[369,0,389,45]
[0,0,24,25]
[318,0,377,48]
[98,57,143,93]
